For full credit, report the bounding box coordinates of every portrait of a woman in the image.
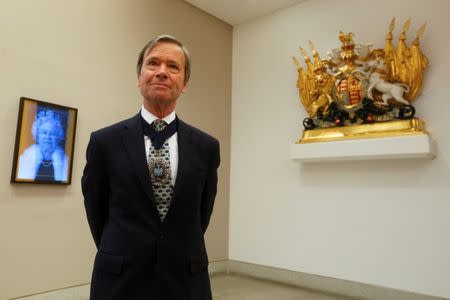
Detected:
[17,109,69,182]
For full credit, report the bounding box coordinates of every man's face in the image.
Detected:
[138,42,187,107]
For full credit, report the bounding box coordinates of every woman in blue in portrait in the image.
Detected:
[17,109,69,182]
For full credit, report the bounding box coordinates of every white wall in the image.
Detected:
[230,0,450,298]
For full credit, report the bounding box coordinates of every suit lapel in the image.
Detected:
[171,117,193,205]
[120,113,156,205]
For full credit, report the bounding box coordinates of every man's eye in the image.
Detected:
[147,60,158,66]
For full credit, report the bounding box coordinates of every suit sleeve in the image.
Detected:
[200,139,220,234]
[81,133,109,248]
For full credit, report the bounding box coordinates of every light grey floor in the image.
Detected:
[15,274,354,300]
[211,274,354,300]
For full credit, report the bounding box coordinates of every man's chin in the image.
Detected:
[145,96,177,107]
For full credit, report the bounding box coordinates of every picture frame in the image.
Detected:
[10,97,78,185]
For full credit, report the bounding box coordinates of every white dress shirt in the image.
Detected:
[141,106,178,185]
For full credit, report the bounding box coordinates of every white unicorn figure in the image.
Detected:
[367,60,410,106]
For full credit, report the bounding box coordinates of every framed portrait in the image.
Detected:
[10,97,78,185]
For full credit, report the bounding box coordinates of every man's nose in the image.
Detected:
[155,64,168,80]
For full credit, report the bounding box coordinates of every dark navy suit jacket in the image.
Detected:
[82,113,220,300]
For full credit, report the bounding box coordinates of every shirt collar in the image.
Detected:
[141,105,176,125]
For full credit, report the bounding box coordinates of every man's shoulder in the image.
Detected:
[179,119,220,166]
[178,118,219,146]
[91,113,139,139]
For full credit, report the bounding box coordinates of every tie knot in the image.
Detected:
[153,119,167,132]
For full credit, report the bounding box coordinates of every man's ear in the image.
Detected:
[137,69,144,86]
[181,83,188,93]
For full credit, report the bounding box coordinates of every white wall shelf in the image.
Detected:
[290,134,435,162]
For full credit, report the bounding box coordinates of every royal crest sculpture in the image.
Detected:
[293,18,429,143]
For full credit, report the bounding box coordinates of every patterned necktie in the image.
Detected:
[148,119,173,221]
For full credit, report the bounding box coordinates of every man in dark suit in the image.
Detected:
[82,35,220,300]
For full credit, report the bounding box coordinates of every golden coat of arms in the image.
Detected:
[293,18,429,143]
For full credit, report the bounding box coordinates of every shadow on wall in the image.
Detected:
[298,155,447,189]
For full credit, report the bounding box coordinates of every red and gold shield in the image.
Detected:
[336,76,363,106]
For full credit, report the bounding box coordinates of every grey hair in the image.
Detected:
[136,34,191,84]
[31,110,64,142]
